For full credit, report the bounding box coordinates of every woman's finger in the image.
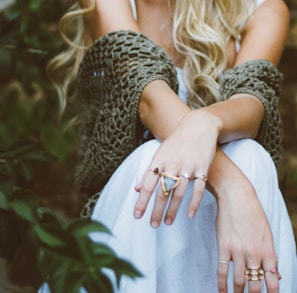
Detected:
[163,175,189,224]
[232,255,246,293]
[149,182,171,228]
[134,168,160,219]
[245,264,263,293]
[263,257,280,293]
[187,175,207,218]
[217,259,231,293]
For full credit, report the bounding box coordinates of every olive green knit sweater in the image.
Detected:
[76,30,283,195]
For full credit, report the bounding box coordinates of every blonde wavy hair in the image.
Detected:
[48,0,256,112]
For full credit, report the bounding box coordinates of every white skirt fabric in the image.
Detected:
[86,138,297,293]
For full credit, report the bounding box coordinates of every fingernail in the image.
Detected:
[151,221,159,228]
[165,218,172,225]
[187,210,195,218]
[134,210,142,219]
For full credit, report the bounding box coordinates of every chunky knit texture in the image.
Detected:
[219,59,283,167]
[75,30,179,194]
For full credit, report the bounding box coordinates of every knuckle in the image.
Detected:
[246,244,258,256]
[141,185,155,195]
[165,209,177,219]
[268,282,279,292]
[217,282,227,292]
[172,191,184,200]
[217,266,228,278]
[134,203,146,213]
[233,276,245,288]
[249,288,261,293]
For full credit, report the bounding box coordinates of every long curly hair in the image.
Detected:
[48,0,256,112]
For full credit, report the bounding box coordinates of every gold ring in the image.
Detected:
[245,267,264,281]
[194,174,208,182]
[264,267,278,274]
[159,172,180,197]
[178,173,192,180]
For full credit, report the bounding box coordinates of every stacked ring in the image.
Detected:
[245,267,264,281]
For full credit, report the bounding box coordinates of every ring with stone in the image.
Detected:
[193,174,208,182]
[178,173,192,180]
[159,172,181,197]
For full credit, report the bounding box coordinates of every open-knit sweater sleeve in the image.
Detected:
[75,30,179,195]
[219,59,283,166]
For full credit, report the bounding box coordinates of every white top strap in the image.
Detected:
[129,0,137,19]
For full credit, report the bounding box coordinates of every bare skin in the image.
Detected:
[81,0,289,292]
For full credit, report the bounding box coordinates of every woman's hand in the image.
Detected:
[215,162,280,293]
[134,109,221,227]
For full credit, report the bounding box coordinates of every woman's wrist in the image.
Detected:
[191,108,223,141]
[206,147,253,202]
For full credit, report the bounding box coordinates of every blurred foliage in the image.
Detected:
[0,0,142,291]
[0,143,142,292]
[0,0,78,162]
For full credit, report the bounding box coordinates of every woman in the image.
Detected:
[43,0,297,292]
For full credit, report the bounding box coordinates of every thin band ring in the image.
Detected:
[217,260,230,265]
[264,267,278,274]
[178,173,192,180]
[194,174,208,182]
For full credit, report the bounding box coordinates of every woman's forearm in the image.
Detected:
[140,80,264,146]
[201,94,264,144]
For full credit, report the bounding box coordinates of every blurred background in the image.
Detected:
[0,1,296,291]
[0,0,296,236]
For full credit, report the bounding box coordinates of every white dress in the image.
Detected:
[39,0,297,292]
[84,80,297,293]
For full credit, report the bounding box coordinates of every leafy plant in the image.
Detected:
[0,1,143,288]
[0,0,79,162]
[0,143,142,292]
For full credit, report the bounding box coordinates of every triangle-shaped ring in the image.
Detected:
[160,172,181,197]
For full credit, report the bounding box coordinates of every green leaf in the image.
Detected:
[0,177,14,195]
[39,250,85,293]
[18,160,32,182]
[0,143,55,162]
[67,219,111,238]
[107,258,142,280]
[10,189,39,223]
[37,207,65,227]
[0,190,10,210]
[83,273,114,293]
[34,225,66,247]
